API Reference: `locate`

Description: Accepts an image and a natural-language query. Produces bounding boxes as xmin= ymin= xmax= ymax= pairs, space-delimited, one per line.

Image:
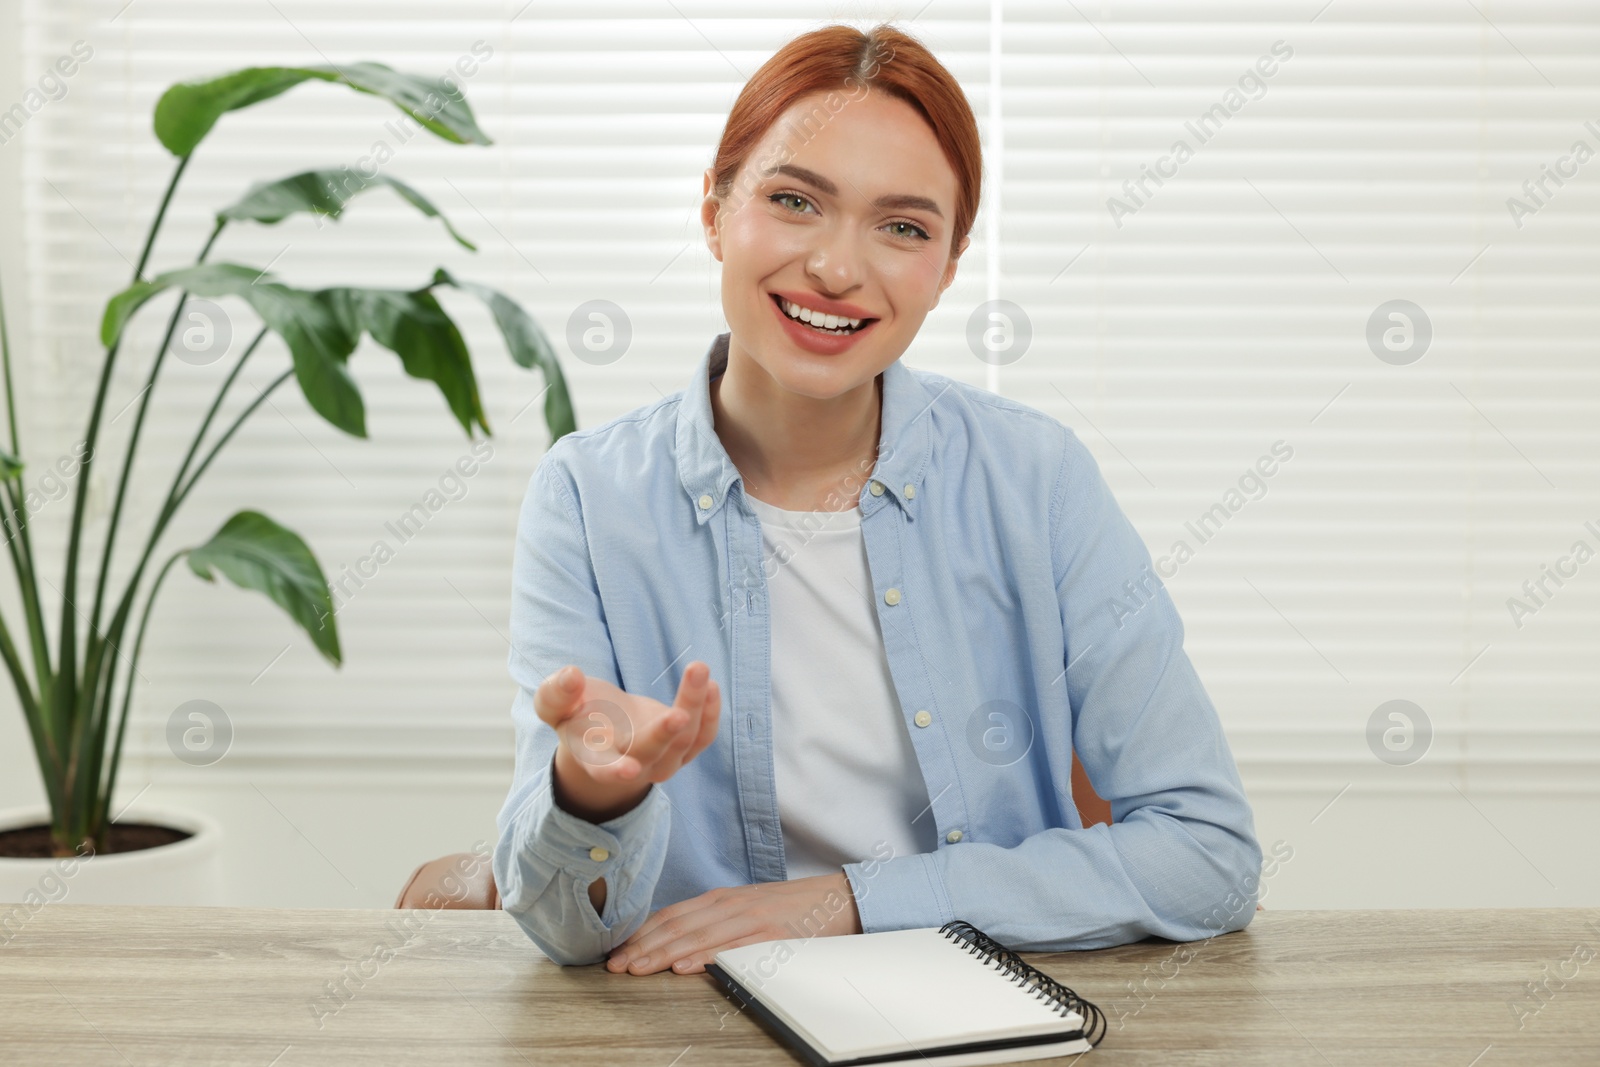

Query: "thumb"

xmin=534 ymin=665 xmax=586 ymax=728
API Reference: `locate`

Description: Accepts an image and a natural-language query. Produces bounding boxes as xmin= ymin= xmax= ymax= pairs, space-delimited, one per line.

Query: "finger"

xmin=682 ymin=680 xmax=722 ymax=764
xmin=619 ymin=700 xmax=694 ymax=774
xmin=648 ymin=730 xmax=697 ymax=784
xmin=617 ymin=899 xmax=733 ymax=969
xmin=612 ymin=663 xmax=710 ymax=781
xmin=659 ymin=663 xmax=712 ymax=757
xmin=654 ymin=689 xmax=706 ymax=773
xmin=673 ymin=661 xmax=709 ymax=712
xmin=666 ymin=931 xmax=775 ymax=975
xmin=607 ymin=891 xmax=724 ymax=968
xmin=533 ymin=665 xmax=584 ymax=728
xmin=627 ymin=916 xmax=756 ymax=976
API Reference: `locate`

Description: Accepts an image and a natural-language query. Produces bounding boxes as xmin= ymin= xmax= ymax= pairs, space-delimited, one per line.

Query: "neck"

xmin=710 ymin=336 xmax=882 ymax=511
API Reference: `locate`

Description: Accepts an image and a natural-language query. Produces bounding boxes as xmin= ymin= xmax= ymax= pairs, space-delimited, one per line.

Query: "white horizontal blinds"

xmin=997 ymin=1 xmax=1600 ymax=791
xmin=23 ymin=1 xmax=1599 ymax=795
xmin=15 ymin=2 xmax=992 ymax=779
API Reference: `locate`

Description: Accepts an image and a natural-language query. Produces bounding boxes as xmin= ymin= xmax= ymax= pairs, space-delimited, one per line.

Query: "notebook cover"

xmin=705 ymin=961 xmax=1088 ymax=1067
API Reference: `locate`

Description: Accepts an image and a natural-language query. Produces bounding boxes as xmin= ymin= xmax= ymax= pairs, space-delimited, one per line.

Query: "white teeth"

xmin=781 ymin=298 xmax=862 ymax=330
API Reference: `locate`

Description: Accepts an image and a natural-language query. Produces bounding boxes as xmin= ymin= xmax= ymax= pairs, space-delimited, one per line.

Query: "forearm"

xmin=844 ymin=800 xmax=1262 ymax=951
xmin=494 ymin=750 xmax=672 ymax=966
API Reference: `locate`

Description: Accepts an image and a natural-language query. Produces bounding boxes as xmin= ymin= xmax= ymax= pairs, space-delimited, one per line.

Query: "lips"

xmin=767 ymin=291 xmax=880 ymax=355
xmin=769 ymin=293 xmax=878 ymax=334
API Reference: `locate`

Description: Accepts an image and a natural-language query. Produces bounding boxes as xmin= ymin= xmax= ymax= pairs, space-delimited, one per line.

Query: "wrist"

xmin=837 ymin=869 xmax=863 ymax=934
xmin=552 ymin=745 xmax=651 ymax=824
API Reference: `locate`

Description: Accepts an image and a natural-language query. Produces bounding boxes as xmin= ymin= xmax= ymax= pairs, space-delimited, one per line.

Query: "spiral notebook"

xmin=705 ymin=920 xmax=1106 ymax=1067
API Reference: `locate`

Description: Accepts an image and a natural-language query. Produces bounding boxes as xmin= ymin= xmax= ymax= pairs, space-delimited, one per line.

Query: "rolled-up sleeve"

xmin=843 ymin=424 xmax=1263 ymax=950
xmin=493 ymin=452 xmax=674 ymax=966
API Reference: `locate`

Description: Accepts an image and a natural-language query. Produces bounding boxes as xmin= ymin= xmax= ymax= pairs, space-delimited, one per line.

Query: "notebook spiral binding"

xmin=938 ymin=920 xmax=1107 ymax=1048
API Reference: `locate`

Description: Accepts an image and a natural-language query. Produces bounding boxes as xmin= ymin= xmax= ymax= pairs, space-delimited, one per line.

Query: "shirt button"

xmin=588 ymin=846 xmax=609 ymax=862
xmin=697 ymin=494 xmax=713 ymax=509
xmin=884 ymin=587 xmax=901 ymax=606
xmin=914 ymin=710 xmax=932 ymax=728
xmin=869 ymin=480 xmax=885 ymax=496
xmin=904 ymin=484 xmax=916 ymax=499
xmin=946 ymin=830 xmax=964 ymax=844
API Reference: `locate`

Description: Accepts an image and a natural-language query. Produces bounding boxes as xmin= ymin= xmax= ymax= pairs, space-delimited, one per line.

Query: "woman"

xmin=493 ymin=22 xmax=1262 ymax=973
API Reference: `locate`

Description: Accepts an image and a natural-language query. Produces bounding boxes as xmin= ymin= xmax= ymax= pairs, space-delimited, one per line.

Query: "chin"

xmin=760 ymin=339 xmax=882 ymax=398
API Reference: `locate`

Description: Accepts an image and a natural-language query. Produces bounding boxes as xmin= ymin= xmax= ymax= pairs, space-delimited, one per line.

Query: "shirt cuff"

xmin=534 ymin=783 xmax=663 ymax=863
xmin=842 ymin=850 xmax=956 ymax=933
xmin=518 ymin=753 xmax=668 ymax=925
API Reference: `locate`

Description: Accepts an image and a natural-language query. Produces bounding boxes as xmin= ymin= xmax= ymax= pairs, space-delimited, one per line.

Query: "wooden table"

xmin=1 ymin=906 xmax=1596 ymax=1065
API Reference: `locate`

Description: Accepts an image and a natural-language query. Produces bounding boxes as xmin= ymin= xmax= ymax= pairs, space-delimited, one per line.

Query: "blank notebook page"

xmin=713 ymin=928 xmax=1085 ymax=1060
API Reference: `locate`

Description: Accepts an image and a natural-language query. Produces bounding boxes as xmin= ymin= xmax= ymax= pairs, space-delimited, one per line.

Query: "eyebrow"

xmin=771 ymin=163 xmax=945 ymax=220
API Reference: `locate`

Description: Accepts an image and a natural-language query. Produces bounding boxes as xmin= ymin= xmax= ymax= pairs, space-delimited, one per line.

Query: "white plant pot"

xmin=0 ymin=803 xmax=223 ymax=908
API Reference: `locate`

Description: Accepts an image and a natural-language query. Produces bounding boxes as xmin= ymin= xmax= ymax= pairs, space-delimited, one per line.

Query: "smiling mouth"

xmin=770 ymin=293 xmax=878 ymax=336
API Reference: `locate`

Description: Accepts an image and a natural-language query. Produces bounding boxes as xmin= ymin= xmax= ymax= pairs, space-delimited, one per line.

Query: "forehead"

xmin=746 ymin=88 xmax=958 ymax=208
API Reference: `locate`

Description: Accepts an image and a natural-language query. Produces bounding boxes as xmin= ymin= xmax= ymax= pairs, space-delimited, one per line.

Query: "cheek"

xmin=873 ymin=248 xmax=946 ymax=306
xmin=724 ymin=207 xmax=806 ymax=265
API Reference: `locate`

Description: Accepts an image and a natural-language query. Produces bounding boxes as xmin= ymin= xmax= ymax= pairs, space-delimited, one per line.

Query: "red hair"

xmin=710 ymin=23 xmax=982 ymax=256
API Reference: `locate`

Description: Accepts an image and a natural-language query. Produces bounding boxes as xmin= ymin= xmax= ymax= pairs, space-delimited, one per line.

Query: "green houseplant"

xmin=0 ymin=63 xmax=575 ymax=860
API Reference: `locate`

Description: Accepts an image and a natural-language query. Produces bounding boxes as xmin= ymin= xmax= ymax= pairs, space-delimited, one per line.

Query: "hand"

xmin=605 ymin=872 xmax=863 ymax=976
xmin=539 ymin=661 xmax=721 ymax=824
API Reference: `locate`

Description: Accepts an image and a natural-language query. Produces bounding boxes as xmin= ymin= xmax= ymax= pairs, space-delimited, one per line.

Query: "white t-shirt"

xmin=745 ymin=493 xmax=937 ymax=880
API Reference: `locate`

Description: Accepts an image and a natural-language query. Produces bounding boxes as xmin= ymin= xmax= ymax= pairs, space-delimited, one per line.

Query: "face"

xmin=700 ymin=86 xmax=970 ymax=400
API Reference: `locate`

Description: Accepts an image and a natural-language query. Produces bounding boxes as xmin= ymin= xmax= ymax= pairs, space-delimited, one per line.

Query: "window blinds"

xmin=12 ymin=0 xmax=1598 ymax=797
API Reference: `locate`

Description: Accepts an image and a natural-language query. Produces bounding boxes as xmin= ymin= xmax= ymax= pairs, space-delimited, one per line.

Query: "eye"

xmin=770 ymin=191 xmax=815 ymax=214
xmin=770 ymin=190 xmax=932 ymax=242
xmin=884 ymin=219 xmax=932 ymax=242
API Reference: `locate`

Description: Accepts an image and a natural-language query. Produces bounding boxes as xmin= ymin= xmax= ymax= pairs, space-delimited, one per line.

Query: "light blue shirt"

xmin=493 ymin=332 xmax=1262 ymax=966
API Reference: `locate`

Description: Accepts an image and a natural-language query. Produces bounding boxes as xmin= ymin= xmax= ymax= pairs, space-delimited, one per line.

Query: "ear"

xmin=931 ymin=233 xmax=970 ymax=309
xmin=701 ymin=167 xmax=724 ymax=263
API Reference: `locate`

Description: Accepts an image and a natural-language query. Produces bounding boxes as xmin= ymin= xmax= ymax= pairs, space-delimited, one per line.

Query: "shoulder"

xmin=522 ymin=390 xmax=684 ymax=521
xmin=901 ymin=364 xmax=1115 ymax=545
xmin=902 ymin=362 xmax=1090 ymax=481
xmin=535 ymin=390 xmax=681 ymax=479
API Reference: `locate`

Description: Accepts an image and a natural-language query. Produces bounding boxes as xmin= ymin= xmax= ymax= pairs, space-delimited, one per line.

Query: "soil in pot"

xmin=0 ymin=823 xmax=192 ymax=858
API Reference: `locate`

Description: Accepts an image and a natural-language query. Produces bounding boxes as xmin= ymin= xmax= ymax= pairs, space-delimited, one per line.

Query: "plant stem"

xmin=134 ymin=156 xmax=191 ymax=282
xmin=172 ymin=369 xmax=294 ymax=520
xmin=70 ymin=594 xmax=139 ymax=846
xmin=77 ymin=327 xmax=265 ymax=844
xmin=0 ymin=607 xmax=60 ymax=819
xmin=55 ymin=152 xmax=191 ymax=843
xmin=0 ymin=485 xmax=53 ymax=757
xmin=74 ymin=324 xmax=263 ymax=812
xmin=0 ymin=257 xmax=19 ymax=457
xmin=0 ymin=270 xmax=53 ymax=729
xmin=4 ymin=483 xmax=53 ymax=712
xmin=169 ymin=326 xmax=266 ymax=500
xmin=76 ymin=365 xmax=292 ymax=848
xmin=72 ymin=323 xmax=266 ymax=840
xmin=88 ymin=219 xmax=225 ymax=642
xmin=96 ymin=548 xmax=185 ymax=832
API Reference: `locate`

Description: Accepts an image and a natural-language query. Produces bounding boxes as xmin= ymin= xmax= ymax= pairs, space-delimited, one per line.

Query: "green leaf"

xmin=101 ymin=263 xmax=366 ymax=437
xmin=217 ymin=170 xmax=475 ymax=250
xmin=317 ymin=287 xmax=487 ymax=436
xmin=0 ymin=448 xmax=21 ymax=478
xmin=431 ymin=269 xmax=577 ymax=441
xmin=187 ymin=510 xmax=341 ymax=666
xmin=101 ymin=280 xmax=166 ymax=347
xmin=154 ymin=62 xmax=492 ymax=158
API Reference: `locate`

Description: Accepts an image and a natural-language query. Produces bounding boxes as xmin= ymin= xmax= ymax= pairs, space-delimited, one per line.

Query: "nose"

xmin=804 ymin=221 xmax=865 ymax=297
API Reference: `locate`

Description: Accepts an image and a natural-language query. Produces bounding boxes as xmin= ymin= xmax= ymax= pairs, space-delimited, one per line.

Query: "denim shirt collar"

xmin=676 ymin=331 xmax=932 ymax=524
